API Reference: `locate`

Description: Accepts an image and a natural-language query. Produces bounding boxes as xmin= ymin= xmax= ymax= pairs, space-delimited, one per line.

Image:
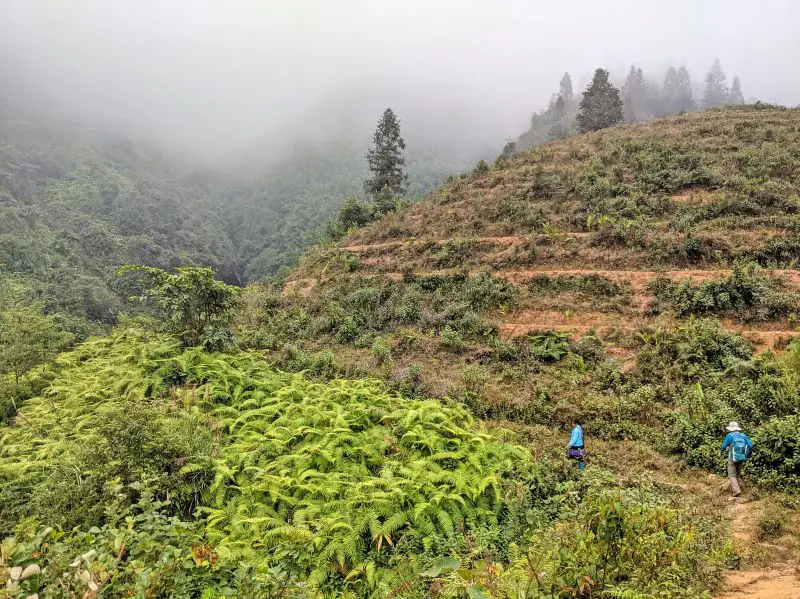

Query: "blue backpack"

xmin=730 ymin=432 xmax=750 ymax=463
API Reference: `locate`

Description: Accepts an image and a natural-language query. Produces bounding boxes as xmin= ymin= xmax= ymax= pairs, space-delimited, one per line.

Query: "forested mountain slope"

xmin=0 ymin=106 xmax=235 ymax=330
xmin=0 ymin=103 xmax=484 ymax=332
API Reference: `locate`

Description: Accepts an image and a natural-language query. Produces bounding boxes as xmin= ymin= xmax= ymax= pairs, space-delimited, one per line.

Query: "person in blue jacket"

xmin=567 ymin=422 xmax=586 ymax=469
xmin=720 ymin=421 xmax=753 ymax=497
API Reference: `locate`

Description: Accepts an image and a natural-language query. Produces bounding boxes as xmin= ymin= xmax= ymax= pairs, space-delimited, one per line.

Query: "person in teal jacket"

xmin=720 ymin=421 xmax=753 ymax=497
xmin=567 ymin=422 xmax=586 ymax=469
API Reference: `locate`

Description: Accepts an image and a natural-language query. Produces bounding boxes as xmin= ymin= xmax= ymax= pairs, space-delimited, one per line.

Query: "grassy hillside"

xmin=241 ymin=105 xmax=800 ymax=484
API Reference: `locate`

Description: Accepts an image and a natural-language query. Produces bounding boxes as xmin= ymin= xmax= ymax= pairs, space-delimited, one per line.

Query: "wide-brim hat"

xmin=726 ymin=421 xmax=742 ymax=432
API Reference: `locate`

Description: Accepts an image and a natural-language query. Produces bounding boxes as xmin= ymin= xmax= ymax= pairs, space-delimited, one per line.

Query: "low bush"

xmin=756 ymin=501 xmax=786 ymax=540
xmin=649 ymin=264 xmax=800 ymax=321
xmin=529 ymin=274 xmax=624 ymax=298
xmin=440 ymin=325 xmax=464 ymax=350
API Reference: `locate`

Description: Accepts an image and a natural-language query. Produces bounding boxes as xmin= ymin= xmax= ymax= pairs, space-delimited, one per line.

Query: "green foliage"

xmin=435 ymin=474 xmax=728 ymax=598
xmin=326 ymin=196 xmax=377 ymax=240
xmin=756 ymin=501 xmax=785 ymax=540
xmin=749 ymin=416 xmax=800 ymax=489
xmin=0 ymin=297 xmax=73 ymax=421
xmin=576 ymin=69 xmax=624 ymax=133
xmin=473 ymin=160 xmax=490 ymax=175
xmin=440 ymin=325 xmax=464 ymax=350
xmin=1 ymin=487 xmax=282 ymax=598
xmin=529 ymin=274 xmax=624 ymax=298
xmin=574 ymin=139 xmax=712 ymax=205
xmin=364 ymin=108 xmax=408 ymax=201
xmin=649 ymin=264 xmax=800 ymax=321
xmin=120 ymin=265 xmax=240 ymax=349
xmin=528 ymin=332 xmax=571 ymax=363
xmin=636 ymin=319 xmax=753 ymax=384
xmin=240 ymin=272 xmax=517 ymax=356
xmin=0 ymin=303 xmax=72 ymax=385
xmin=0 ymin=329 xmax=546 ymax=597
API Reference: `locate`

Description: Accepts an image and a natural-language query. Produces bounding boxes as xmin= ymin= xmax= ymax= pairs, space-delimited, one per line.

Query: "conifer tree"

xmin=660 ymin=66 xmax=696 ymax=116
xmin=674 ymin=66 xmax=696 ymax=112
xmin=559 ymin=72 xmax=574 ymax=104
xmin=729 ymin=76 xmax=745 ymax=104
xmin=703 ymin=59 xmax=729 ymax=108
xmin=547 ymin=95 xmax=570 ymax=140
xmin=622 ymin=66 xmax=652 ymax=123
xmin=576 ymin=68 xmax=624 ymax=133
xmin=364 ymin=108 xmax=407 ymax=208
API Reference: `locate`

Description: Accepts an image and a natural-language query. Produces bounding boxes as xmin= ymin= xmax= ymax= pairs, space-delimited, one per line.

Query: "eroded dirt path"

xmin=715 ymin=495 xmax=799 ymax=598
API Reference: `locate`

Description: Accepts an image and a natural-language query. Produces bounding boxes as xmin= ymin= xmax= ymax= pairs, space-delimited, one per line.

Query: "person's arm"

xmin=743 ymin=433 xmax=753 ymax=450
xmin=720 ymin=433 xmax=731 ymax=455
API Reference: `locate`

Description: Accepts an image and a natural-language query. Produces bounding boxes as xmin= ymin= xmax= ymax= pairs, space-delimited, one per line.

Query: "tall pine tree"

xmin=703 ymin=59 xmax=729 ymax=108
xmin=674 ymin=66 xmax=696 ymax=112
xmin=622 ymin=66 xmax=652 ymax=123
xmin=547 ymin=95 xmax=570 ymax=140
xmin=559 ymin=72 xmax=574 ymax=104
xmin=660 ymin=66 xmax=696 ymax=116
xmin=364 ymin=108 xmax=407 ymax=211
xmin=576 ymin=68 xmax=623 ymax=133
xmin=729 ymin=76 xmax=744 ymax=104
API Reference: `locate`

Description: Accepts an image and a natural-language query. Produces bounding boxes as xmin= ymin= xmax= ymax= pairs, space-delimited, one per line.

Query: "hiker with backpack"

xmin=720 ymin=421 xmax=753 ymax=497
xmin=567 ymin=422 xmax=587 ymax=470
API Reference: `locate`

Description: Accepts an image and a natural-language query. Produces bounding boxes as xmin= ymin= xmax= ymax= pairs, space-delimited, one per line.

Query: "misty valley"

xmin=2 ymin=3 xmax=800 ymax=598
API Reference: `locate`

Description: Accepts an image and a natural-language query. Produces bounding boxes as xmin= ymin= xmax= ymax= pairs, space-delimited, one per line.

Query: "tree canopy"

xmin=364 ymin=108 xmax=408 ymax=209
xmin=576 ymin=68 xmax=624 ymax=133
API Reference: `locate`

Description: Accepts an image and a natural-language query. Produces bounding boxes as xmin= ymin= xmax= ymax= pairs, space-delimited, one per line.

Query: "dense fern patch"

xmin=0 ymin=328 xmax=545 ymax=595
xmin=0 ymin=328 xmax=734 ymax=597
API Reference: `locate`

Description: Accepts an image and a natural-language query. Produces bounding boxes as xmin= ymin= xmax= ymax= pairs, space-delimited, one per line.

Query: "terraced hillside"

xmin=239 ymin=104 xmax=800 ymax=452
xmin=245 ymin=105 xmax=800 ymax=595
xmin=290 ymin=106 xmax=800 ymax=350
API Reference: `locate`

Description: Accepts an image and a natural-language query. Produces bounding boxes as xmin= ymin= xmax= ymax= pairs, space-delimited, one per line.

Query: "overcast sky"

xmin=1 ymin=0 xmax=798 ymax=158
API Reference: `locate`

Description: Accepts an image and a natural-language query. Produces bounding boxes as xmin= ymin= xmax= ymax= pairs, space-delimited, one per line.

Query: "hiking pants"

xmin=727 ymin=460 xmax=743 ymax=495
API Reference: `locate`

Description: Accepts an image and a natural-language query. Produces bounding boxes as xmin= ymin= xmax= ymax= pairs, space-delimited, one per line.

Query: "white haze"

xmin=1 ymin=0 xmax=799 ymax=161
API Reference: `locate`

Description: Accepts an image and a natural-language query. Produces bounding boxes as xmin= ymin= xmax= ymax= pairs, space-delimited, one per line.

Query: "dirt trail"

xmin=711 ymin=485 xmax=800 ymax=598
xmin=654 ymin=472 xmax=799 ymax=598
xmin=715 ymin=497 xmax=800 ymax=598
xmin=341 ymin=233 xmax=591 ymax=253
xmin=717 ymin=570 xmax=800 ymax=599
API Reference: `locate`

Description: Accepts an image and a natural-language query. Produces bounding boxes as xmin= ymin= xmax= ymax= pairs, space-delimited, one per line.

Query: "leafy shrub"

xmin=636 ymin=319 xmax=753 ymax=384
xmin=436 ymin=475 xmax=729 ymax=599
xmin=748 ymin=236 xmax=800 ymax=267
xmin=432 ymin=237 xmax=475 ymax=267
xmin=473 ymin=159 xmax=490 ymax=175
xmin=119 ymin=265 xmax=240 ymax=349
xmin=590 ymin=215 xmax=652 ymax=248
xmin=0 ymin=331 xmax=214 ymax=534
xmin=529 ymin=332 xmax=571 ymax=363
xmin=573 ymin=139 xmax=714 ymax=201
xmin=440 ymin=325 xmax=464 ymax=350
xmin=749 ymin=415 xmax=800 ymax=489
xmin=370 ymin=336 xmax=392 ymax=363
xmin=529 ymin=274 xmax=624 ymax=298
xmin=1 ymin=488 xmax=281 ymax=598
xmin=649 ymin=264 xmax=799 ymax=321
xmin=756 ymin=502 xmax=785 ymax=540
xmin=0 ymin=332 xmax=547 ymax=596
xmin=342 ymin=252 xmax=360 ymax=272
xmin=326 ymin=197 xmax=376 ymax=240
